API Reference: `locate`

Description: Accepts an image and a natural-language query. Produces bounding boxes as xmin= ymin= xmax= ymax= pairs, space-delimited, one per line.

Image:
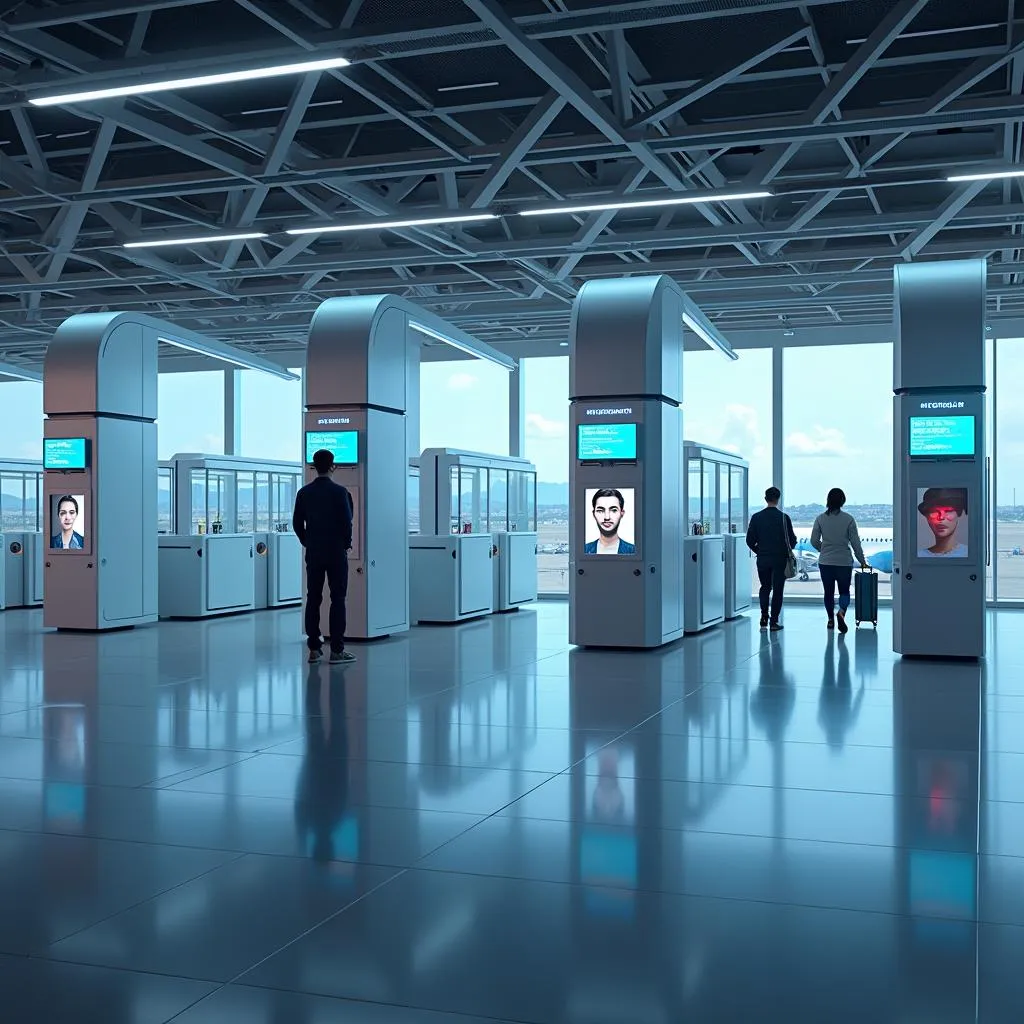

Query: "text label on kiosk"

xmin=317 ymin=416 xmax=351 ymax=425
xmin=586 ymin=407 xmax=633 ymax=417
xmin=919 ymin=401 xmax=966 ymax=410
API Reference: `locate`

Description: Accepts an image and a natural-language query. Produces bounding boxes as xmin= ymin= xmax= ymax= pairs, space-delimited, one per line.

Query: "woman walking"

xmin=810 ymin=488 xmax=869 ymax=634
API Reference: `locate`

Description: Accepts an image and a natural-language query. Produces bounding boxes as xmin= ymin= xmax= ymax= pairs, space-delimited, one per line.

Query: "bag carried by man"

xmin=782 ymin=513 xmax=797 ymax=580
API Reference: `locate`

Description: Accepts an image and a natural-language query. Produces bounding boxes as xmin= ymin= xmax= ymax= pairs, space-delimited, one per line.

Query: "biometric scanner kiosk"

xmin=0 ymin=459 xmax=44 ymax=610
xmin=683 ymin=442 xmax=750 ymax=630
xmin=157 ymin=454 xmax=302 ymax=617
xmin=569 ymin=276 xmax=685 ymax=649
xmin=303 ymin=295 xmax=512 ymax=641
xmin=893 ymin=260 xmax=986 ymax=658
xmin=42 ymin=312 xmax=160 ymax=631
xmin=411 ymin=448 xmax=538 ymax=624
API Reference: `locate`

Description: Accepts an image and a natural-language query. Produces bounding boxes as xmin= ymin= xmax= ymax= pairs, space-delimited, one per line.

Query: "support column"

xmin=892 ymin=259 xmax=986 ymax=658
xmin=772 ymin=343 xmax=784 ymax=501
xmin=223 ymin=369 xmax=241 ymax=456
xmin=569 ymin=275 xmax=684 ymax=649
xmin=509 ymin=362 xmax=525 ymax=457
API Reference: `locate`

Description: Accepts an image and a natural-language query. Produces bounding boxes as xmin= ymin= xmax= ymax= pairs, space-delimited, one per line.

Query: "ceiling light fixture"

xmin=437 ymin=81 xmax=500 ymax=93
xmin=157 ymin=335 xmax=298 ymax=382
xmin=124 ymin=232 xmax=267 ymax=249
xmin=682 ymin=301 xmax=738 ymax=362
xmin=0 ymin=360 xmax=42 ymax=383
xmin=408 ymin=321 xmax=514 ymax=371
xmin=947 ymin=169 xmax=1024 ymax=182
xmin=286 ymin=214 xmax=497 ymax=236
xmin=28 ymin=56 xmax=350 ymax=107
xmin=518 ymin=191 xmax=772 ymax=217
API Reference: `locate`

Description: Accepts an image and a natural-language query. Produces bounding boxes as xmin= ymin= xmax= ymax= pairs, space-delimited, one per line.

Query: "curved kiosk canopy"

xmin=893 ymin=259 xmax=986 ymax=658
xmin=43 ymin=312 xmax=160 ymax=630
xmin=569 ymin=276 xmax=685 ymax=649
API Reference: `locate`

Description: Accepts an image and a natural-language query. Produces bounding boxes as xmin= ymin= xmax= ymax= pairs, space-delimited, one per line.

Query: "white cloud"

xmin=786 ymin=425 xmax=856 ymax=458
xmin=447 ymin=372 xmax=477 ymax=392
xmin=525 ymin=412 xmax=567 ymax=440
xmin=19 ymin=440 xmax=41 ymax=459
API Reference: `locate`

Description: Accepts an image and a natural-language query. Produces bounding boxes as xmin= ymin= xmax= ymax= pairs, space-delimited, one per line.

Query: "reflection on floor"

xmin=0 ymin=602 xmax=1021 ymax=1022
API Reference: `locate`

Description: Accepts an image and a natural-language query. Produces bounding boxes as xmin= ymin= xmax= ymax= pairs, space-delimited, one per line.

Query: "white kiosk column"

xmin=569 ymin=276 xmax=684 ymax=649
xmin=303 ymin=296 xmax=412 ymax=641
xmin=42 ymin=313 xmax=159 ymax=631
xmin=892 ymin=260 xmax=987 ymax=658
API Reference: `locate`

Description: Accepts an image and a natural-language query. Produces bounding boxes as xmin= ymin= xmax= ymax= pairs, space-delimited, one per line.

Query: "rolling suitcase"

xmin=854 ymin=568 xmax=878 ymax=628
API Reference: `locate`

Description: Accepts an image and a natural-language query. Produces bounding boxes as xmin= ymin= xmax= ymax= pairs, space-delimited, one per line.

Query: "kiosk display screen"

xmin=583 ymin=487 xmax=638 ymax=556
xmin=305 ymin=430 xmax=358 ymax=465
xmin=577 ymin=423 xmax=637 ymax=462
xmin=43 ymin=438 xmax=88 ymax=470
xmin=917 ymin=487 xmax=969 ymax=559
xmin=909 ymin=416 xmax=975 ymax=458
xmin=49 ymin=493 xmax=87 ymax=551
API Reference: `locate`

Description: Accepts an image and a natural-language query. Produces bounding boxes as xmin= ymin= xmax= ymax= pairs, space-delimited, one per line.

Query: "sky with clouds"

xmin=4 ymin=338 xmax=1023 ymax=508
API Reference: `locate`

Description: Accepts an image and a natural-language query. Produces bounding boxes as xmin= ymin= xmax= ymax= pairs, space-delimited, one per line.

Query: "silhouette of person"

xmin=294 ymin=667 xmax=350 ymax=862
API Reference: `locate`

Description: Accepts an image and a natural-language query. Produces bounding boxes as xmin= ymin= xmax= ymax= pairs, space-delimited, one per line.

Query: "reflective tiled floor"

xmin=1 ymin=602 xmax=1022 ymax=1021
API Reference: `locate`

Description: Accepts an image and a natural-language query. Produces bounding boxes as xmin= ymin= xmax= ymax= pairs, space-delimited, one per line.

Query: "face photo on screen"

xmin=917 ymin=487 xmax=969 ymax=558
xmin=584 ymin=487 xmax=637 ymax=555
xmin=50 ymin=494 xmax=86 ymax=551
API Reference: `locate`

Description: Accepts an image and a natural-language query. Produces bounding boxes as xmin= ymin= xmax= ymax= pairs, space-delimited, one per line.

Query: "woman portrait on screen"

xmin=51 ymin=495 xmax=84 ymax=550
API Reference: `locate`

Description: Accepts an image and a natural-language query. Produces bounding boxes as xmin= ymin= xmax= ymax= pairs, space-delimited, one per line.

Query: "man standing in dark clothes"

xmin=293 ymin=448 xmax=357 ymax=665
xmin=746 ymin=486 xmax=797 ymax=632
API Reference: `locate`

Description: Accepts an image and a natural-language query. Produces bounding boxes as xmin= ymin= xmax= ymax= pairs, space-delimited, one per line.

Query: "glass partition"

xmin=729 ymin=466 xmax=746 ymax=534
xmin=450 ymin=465 xmax=488 ymax=533
xmin=489 ymin=469 xmax=508 ymax=533
xmin=254 ymin=473 xmax=271 ymax=533
xmin=157 ymin=467 xmax=173 ymax=534
xmin=189 ymin=469 xmax=207 ymax=534
xmin=235 ymin=471 xmax=255 ymax=532
xmin=0 ymin=470 xmax=42 ymax=531
xmin=408 ymin=468 xmax=420 ymax=535
xmin=270 ymin=472 xmax=296 ymax=532
xmin=508 ymin=469 xmax=536 ymax=532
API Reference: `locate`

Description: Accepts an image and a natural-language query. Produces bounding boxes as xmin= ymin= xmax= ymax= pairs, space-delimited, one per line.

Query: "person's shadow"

xmin=294 ymin=666 xmax=350 ymax=862
xmin=748 ymin=634 xmax=796 ymax=744
xmin=818 ymin=634 xmax=865 ymax=749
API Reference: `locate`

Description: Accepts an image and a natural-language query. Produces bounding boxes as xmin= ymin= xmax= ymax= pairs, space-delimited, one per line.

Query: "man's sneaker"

xmin=759 ymin=617 xmax=768 ymax=631
xmin=329 ymin=649 xmax=357 ymax=665
xmin=307 ymin=648 xmax=322 ymax=664
xmin=827 ymin=618 xmax=835 ymax=630
xmin=770 ymin=622 xmax=784 ymax=632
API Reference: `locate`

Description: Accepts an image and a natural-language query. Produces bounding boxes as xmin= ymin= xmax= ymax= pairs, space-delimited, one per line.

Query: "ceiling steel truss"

xmin=0 ymin=0 xmax=1020 ymax=370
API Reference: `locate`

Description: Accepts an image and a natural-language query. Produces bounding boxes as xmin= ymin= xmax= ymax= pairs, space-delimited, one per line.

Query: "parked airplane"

xmin=792 ymin=527 xmax=894 ymax=580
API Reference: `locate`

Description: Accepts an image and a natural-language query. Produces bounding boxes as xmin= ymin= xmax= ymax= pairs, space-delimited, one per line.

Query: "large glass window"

xmin=783 ymin=343 xmax=893 ymax=599
xmin=420 ymin=360 xmax=510 ymax=455
xmin=683 ymin=348 xmax=773 ymax=509
xmin=158 ymin=371 xmax=224 ymax=459
xmin=240 ymin=368 xmax=303 ymax=463
xmin=523 ymin=357 xmax=569 ymax=594
xmin=995 ymin=338 xmax=1024 ymax=600
xmin=0 ymin=381 xmax=43 ymax=460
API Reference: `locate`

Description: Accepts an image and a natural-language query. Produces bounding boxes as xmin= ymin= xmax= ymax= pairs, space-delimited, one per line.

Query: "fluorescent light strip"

xmin=286 ymin=214 xmax=496 ymax=236
xmin=124 ymin=232 xmax=267 ymax=249
xmin=947 ymin=169 xmax=1024 ymax=182
xmin=157 ymin=336 xmax=297 ymax=381
xmin=682 ymin=312 xmax=738 ymax=362
xmin=28 ymin=56 xmax=350 ymax=107
xmin=518 ymin=191 xmax=771 ymax=216
xmin=437 ymin=81 xmax=499 ymax=93
xmin=408 ymin=321 xmax=513 ymax=371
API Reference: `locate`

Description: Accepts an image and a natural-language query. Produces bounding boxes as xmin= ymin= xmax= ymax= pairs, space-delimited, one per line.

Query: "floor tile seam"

xmin=43 ymin=851 xmax=249 ymax=950
xmin=4 ymin=947 xmax=225 ymax=989
xmin=217 ymin=866 xmax=411 ymax=992
xmin=486 ymin=814 xmax=985 ymax=854
xmin=165 ymin=980 xmax=532 ymax=1024
xmin=137 ymin=752 xmax=263 ymax=790
xmin=0 ymin=818 xmax=455 ymax=868
xmin=402 ymin=861 xmax=1007 ymax=926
